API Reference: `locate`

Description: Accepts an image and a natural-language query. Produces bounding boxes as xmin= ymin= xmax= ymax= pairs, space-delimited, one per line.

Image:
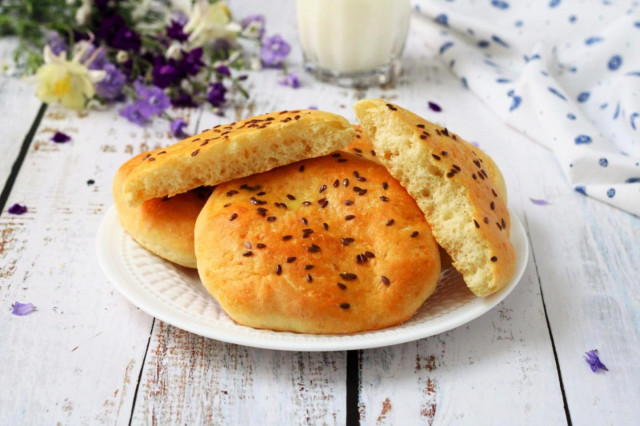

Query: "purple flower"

xmin=428 ymin=101 xmax=442 ymax=112
xmin=166 ymin=20 xmax=189 ymax=42
xmin=112 ymin=26 xmax=142 ymax=52
xmin=308 ymin=105 xmax=318 ymax=110
xmin=12 ymin=302 xmax=36 ymax=316
xmin=170 ymin=119 xmax=189 ymax=138
xmin=46 ymin=31 xmax=67 ymax=55
xmin=171 ymin=93 xmax=197 ymax=108
xmin=95 ymin=63 xmax=126 ymax=100
xmin=152 ymin=57 xmax=180 ymax=88
xmin=279 ymin=72 xmax=300 ymax=89
xmin=136 ymin=83 xmax=171 ymax=116
xmin=119 ymin=103 xmax=152 ymax=125
xmin=179 ymin=48 xmax=204 ymax=76
xmin=584 ymin=350 xmax=608 ymax=372
xmin=8 ymin=203 xmax=27 ymax=215
xmin=207 ymin=82 xmax=227 ymax=107
xmin=260 ymin=34 xmax=290 ymax=68
xmin=241 ymin=15 xmax=266 ymax=39
xmin=530 ymin=198 xmax=550 ymax=206
xmin=85 ymin=44 xmax=108 ymax=70
xmin=51 ymin=131 xmax=71 ymax=143
xmin=215 ymin=65 xmax=231 ymax=77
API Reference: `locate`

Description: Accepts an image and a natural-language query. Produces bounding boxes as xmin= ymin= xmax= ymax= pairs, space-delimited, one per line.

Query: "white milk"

xmin=296 ymin=0 xmax=410 ymax=74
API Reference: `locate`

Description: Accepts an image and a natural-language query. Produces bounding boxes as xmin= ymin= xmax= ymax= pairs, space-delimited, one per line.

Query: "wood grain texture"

xmin=0 ymin=38 xmax=43 ymax=187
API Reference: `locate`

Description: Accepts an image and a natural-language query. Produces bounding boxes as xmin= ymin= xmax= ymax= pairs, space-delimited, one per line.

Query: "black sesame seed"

xmin=435 ymin=129 xmax=441 ymax=136
xmin=226 ymin=190 xmax=238 ymax=196
xmin=411 ymin=231 xmax=419 ymax=238
xmin=340 ymin=273 xmax=357 ymax=281
xmin=287 ymin=257 xmax=296 ymax=263
xmin=267 ymin=216 xmax=277 ymax=222
xmin=492 ymin=189 xmax=498 ymax=197
xmin=446 ymin=172 xmax=455 ymax=178
xmin=333 ymin=179 xmax=340 ymax=188
xmin=474 ymin=219 xmax=480 ymax=228
xmin=382 ymin=182 xmax=389 ymax=190
xmin=299 ymin=165 xmax=305 ymax=172
xmin=432 ymin=154 xmax=441 ymax=161
xmin=256 ymin=243 xmax=266 ymax=249
xmin=474 ymin=159 xmax=482 ymax=168
xmin=490 ymin=201 xmax=495 ymax=210
xmin=343 ymin=178 xmax=350 ymax=187
xmin=319 ymin=199 xmax=329 ymax=208
xmin=380 ymin=196 xmax=389 ymax=202
xmin=420 ymin=135 xmax=427 ymax=140
xmin=441 ymin=151 xmax=448 ymax=156
xmin=356 ymin=254 xmax=366 ymax=264
xmin=244 ymin=241 xmax=252 ymax=249
xmin=365 ymin=251 xmax=375 ymax=258
xmin=306 ymin=274 xmax=313 ymax=283
xmin=371 ymin=150 xmax=376 ymax=156
xmin=303 ymin=201 xmax=312 ymax=206
xmin=256 ymin=207 xmax=267 ymax=216
xmin=323 ymin=222 xmax=329 ymax=230
xmin=242 ymin=251 xmax=253 ymax=257
xmin=344 ymin=200 xmax=354 ymax=206
xmin=478 ymin=173 xmax=485 ymax=180
xmin=305 ymin=264 xmax=314 ymax=270
xmin=357 ymin=176 xmax=367 ymax=182
xmin=302 ymin=229 xmax=314 ymax=238
xmin=87 ymin=179 xmax=95 ymax=185
xmin=257 ymin=191 xmax=266 ymax=196
xmin=381 ymin=276 xmax=391 ymax=285
xmin=386 ymin=219 xmax=395 ymax=226
xmin=497 ymin=222 xmax=503 ymax=230
xmin=319 ymin=184 xmax=327 ymax=193
xmin=341 ymin=238 xmax=355 ymax=246
xmin=338 ymin=158 xmax=348 ymax=162
xmin=472 ymin=174 xmax=477 ymax=180
xmin=229 ymin=213 xmax=238 ymax=221
xmin=223 ymin=203 xmax=231 ymax=208
xmin=301 ymin=217 xmax=308 ymax=225
xmin=340 ymin=303 xmax=351 ymax=309
xmin=386 ymin=103 xmax=397 ymax=111
xmin=337 ymin=283 xmax=347 ymax=290
xmin=358 ymin=189 xmax=367 ymax=196
xmin=353 ymin=171 xmax=360 ymax=178
xmin=491 ymin=256 xmax=498 ymax=262
xmin=332 ymin=153 xmax=341 ymax=158
xmin=308 ymin=244 xmax=320 ymax=253
xmin=287 ymin=194 xmax=296 ymax=200
xmin=345 ymin=215 xmax=356 ymax=221
xmin=283 ymin=235 xmax=293 ymax=241
xmin=452 ymin=164 xmax=461 ymax=171
xmin=481 ymin=169 xmax=488 ymax=178
xmin=484 ymin=217 xmax=490 ymax=224
xmin=417 ymin=123 xmax=426 ymax=128
xmin=275 ymin=264 xmax=282 ymax=275
xmin=442 ymin=128 xmax=449 ymax=136
xmin=501 ymin=218 xmax=506 ymax=229
xmin=353 ymin=148 xmax=362 ymax=154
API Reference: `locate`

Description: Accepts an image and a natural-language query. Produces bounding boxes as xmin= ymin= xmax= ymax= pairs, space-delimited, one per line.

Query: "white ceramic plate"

xmin=96 ymin=206 xmax=529 ymax=351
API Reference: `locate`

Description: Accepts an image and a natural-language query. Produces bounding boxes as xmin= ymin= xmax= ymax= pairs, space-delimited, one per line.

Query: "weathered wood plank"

xmin=0 ymin=38 xmax=44 ymax=189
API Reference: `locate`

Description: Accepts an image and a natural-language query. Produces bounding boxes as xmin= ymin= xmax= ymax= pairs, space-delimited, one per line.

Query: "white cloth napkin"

xmin=413 ymin=0 xmax=640 ymax=216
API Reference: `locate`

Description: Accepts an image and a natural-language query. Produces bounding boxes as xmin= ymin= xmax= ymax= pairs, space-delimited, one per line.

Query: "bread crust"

xmin=354 ymin=99 xmax=516 ymax=296
xmin=194 ymin=153 xmax=441 ymax=334
xmin=122 ymin=110 xmax=355 ymax=207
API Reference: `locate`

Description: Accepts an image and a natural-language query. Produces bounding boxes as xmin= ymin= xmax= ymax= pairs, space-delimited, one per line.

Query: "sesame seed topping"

xmin=333 ymin=179 xmax=339 ymax=188
xmin=256 ymin=243 xmax=266 ymax=249
xmin=452 ymin=164 xmax=461 ymax=171
xmin=282 ymin=235 xmax=292 ymax=241
xmin=474 ymin=159 xmax=482 ymax=168
xmin=299 ymin=165 xmax=305 ymax=172
xmin=441 ymin=151 xmax=448 ymax=156
xmin=275 ymin=264 xmax=282 ymax=275
xmin=345 ymin=215 xmax=356 ymax=221
xmin=308 ymin=244 xmax=320 ymax=253
xmin=371 ymin=150 xmax=376 ymax=156
xmin=257 ymin=191 xmax=266 ymax=196
xmin=323 ymin=222 xmax=329 ymax=230
xmin=305 ymin=264 xmax=314 ymax=270
xmin=338 ymin=158 xmax=348 ymax=162
xmin=229 ymin=213 xmax=238 ymax=221
xmin=501 ymin=218 xmax=506 ymax=228
xmin=491 ymin=256 xmax=498 ymax=262
xmin=226 ymin=190 xmax=238 ymax=196
xmin=303 ymin=201 xmax=311 ymax=206
xmin=386 ymin=219 xmax=395 ymax=226
xmin=341 ymin=238 xmax=355 ymax=246
xmin=353 ymin=148 xmax=362 ymax=154
xmin=306 ymin=274 xmax=313 ymax=283
xmin=147 ymin=157 xmax=156 ymax=162
xmin=319 ymin=199 xmax=329 ymax=208
xmin=446 ymin=172 xmax=455 ymax=178
xmin=223 ymin=203 xmax=231 ymax=208
xmin=492 ymin=189 xmax=498 ymax=197
xmin=411 ymin=231 xmax=419 ymax=238
xmin=302 ymin=229 xmax=314 ymax=238
xmin=287 ymin=194 xmax=296 ymax=200
xmin=256 ymin=207 xmax=267 ymax=216
xmin=356 ymin=254 xmax=367 ymax=264
xmin=497 ymin=222 xmax=503 ymax=230
xmin=319 ymin=184 xmax=327 ymax=193
xmin=381 ymin=276 xmax=391 ymax=285
xmin=301 ymin=217 xmax=308 ymax=225
xmin=432 ymin=154 xmax=441 ymax=161
xmin=380 ymin=196 xmax=389 ymax=202
xmin=358 ymin=189 xmax=367 ymax=196
xmin=340 ymin=303 xmax=350 ymax=309
xmin=191 ymin=149 xmax=200 ymax=156
xmin=337 ymin=283 xmax=347 ymax=290
xmin=472 ymin=174 xmax=477 ymax=180
xmin=242 ymin=251 xmax=253 ymax=257
xmin=287 ymin=257 xmax=296 ymax=263
xmin=474 ymin=219 xmax=480 ymax=228
xmin=340 ymin=273 xmax=357 ymax=281
xmin=386 ymin=103 xmax=397 ymax=111
xmin=420 ymin=135 xmax=427 ymax=140
xmin=417 ymin=124 xmax=425 ymax=128
xmin=267 ymin=216 xmax=277 ymax=222
xmin=344 ymin=200 xmax=354 ymax=206
xmin=490 ymin=201 xmax=495 ymax=210
xmin=332 ymin=153 xmax=341 ymax=158
xmin=343 ymin=178 xmax=349 ymax=187
xmin=365 ymin=251 xmax=375 ymax=258
xmin=484 ymin=217 xmax=490 ymax=224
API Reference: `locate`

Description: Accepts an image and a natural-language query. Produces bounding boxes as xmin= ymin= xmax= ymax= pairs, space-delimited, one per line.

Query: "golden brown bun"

xmin=113 ymin=152 xmax=212 ymax=268
xmin=194 ymin=153 xmax=441 ymax=334
xmin=354 ymin=99 xmax=515 ymax=296
xmin=123 ymin=110 xmax=354 ymax=207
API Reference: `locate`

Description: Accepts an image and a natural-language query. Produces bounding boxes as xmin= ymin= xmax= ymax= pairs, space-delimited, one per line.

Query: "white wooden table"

xmin=1 ymin=1 xmax=639 ymax=424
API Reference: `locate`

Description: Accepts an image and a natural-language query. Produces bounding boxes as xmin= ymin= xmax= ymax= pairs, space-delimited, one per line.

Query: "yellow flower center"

xmin=52 ymin=75 xmax=72 ymax=96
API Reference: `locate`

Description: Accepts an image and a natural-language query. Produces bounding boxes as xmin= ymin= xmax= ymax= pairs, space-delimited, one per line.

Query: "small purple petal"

xmin=51 ymin=132 xmax=71 ymax=143
xmin=260 ymin=34 xmax=290 ymax=67
xmin=428 ymin=101 xmax=442 ymax=112
xmin=11 ymin=302 xmax=36 ymax=316
xmin=470 ymin=141 xmax=480 ymax=147
xmin=170 ymin=119 xmax=189 ymax=138
xmin=279 ymin=72 xmax=300 ymax=89
xmin=215 ymin=65 xmax=231 ymax=77
xmin=308 ymin=105 xmax=318 ymax=110
xmin=8 ymin=203 xmax=27 ymax=215
xmin=529 ymin=198 xmax=550 ymax=205
xmin=584 ymin=349 xmax=608 ymax=372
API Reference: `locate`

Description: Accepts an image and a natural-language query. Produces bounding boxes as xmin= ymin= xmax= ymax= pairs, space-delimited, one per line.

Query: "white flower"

xmin=166 ymin=42 xmax=183 ymax=60
xmin=184 ymin=0 xmax=241 ymax=47
xmin=75 ymin=0 xmax=92 ymax=25
xmin=116 ymin=50 xmax=129 ymax=63
xmin=35 ymin=45 xmax=105 ymax=110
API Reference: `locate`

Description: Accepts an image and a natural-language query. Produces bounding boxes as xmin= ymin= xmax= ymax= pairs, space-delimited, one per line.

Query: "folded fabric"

xmin=413 ymin=0 xmax=640 ymax=216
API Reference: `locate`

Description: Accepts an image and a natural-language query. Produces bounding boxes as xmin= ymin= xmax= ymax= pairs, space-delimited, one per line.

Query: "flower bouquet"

xmin=0 ymin=0 xmax=296 ymax=136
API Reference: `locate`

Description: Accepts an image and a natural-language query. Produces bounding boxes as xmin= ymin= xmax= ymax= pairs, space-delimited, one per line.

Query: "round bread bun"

xmin=194 ymin=152 xmax=441 ymax=334
xmin=122 ymin=109 xmax=355 ymax=207
xmin=113 ymin=152 xmax=212 ymax=268
xmin=354 ymin=99 xmax=516 ymax=296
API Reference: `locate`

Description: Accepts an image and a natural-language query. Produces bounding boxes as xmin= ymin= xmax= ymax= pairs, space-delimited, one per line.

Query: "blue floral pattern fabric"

xmin=413 ymin=0 xmax=640 ymax=215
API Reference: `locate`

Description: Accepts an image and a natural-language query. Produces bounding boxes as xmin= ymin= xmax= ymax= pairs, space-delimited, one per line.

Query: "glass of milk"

xmin=296 ymin=0 xmax=410 ymax=87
